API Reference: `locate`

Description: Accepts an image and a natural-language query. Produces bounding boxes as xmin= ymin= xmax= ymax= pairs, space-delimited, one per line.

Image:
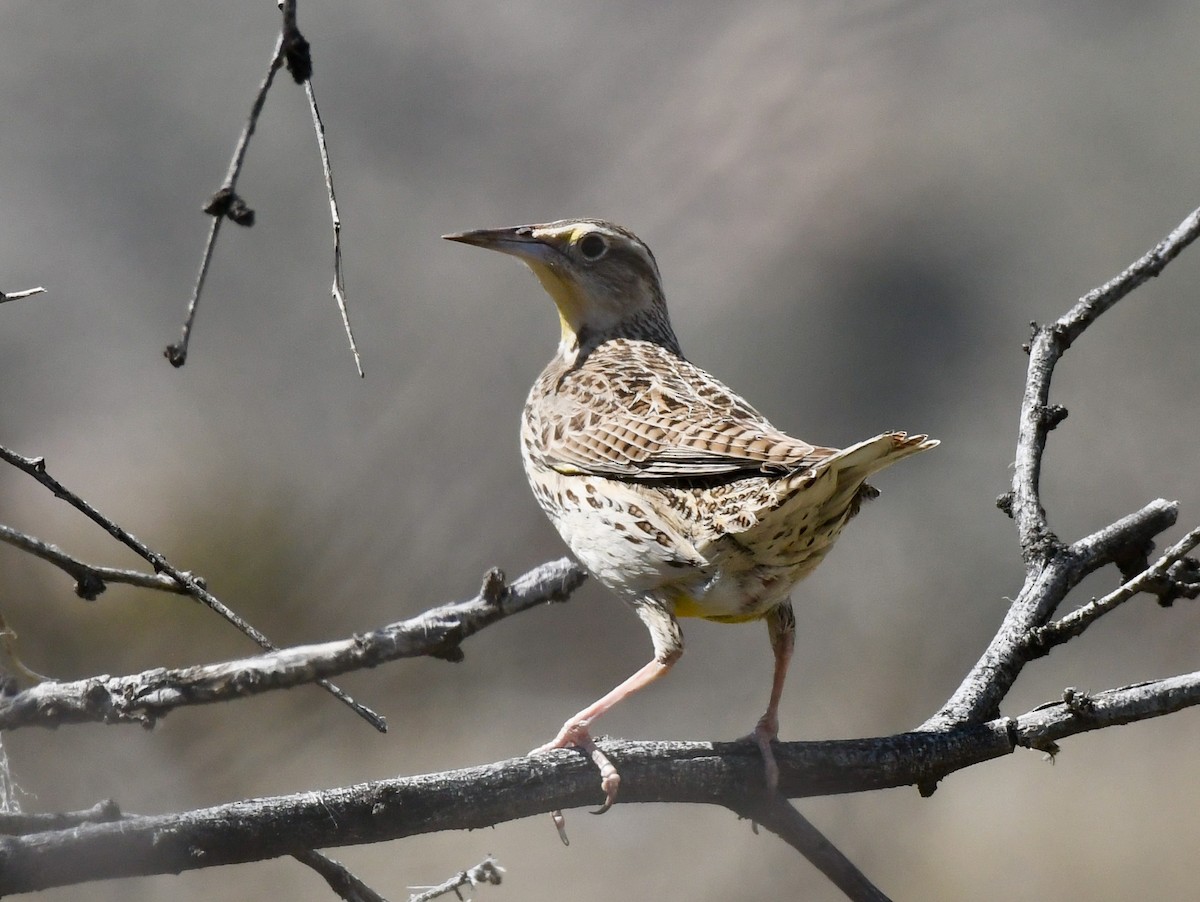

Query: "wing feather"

xmin=525 ymin=340 xmax=834 ymax=482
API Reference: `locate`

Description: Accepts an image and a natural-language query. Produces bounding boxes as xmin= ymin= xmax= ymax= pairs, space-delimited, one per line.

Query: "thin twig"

xmin=1028 ymin=526 xmax=1200 ymax=653
xmin=165 ymin=32 xmax=286 ymax=367
xmin=0 ymin=611 xmax=51 ymax=684
xmin=294 ymin=850 xmax=388 ymax=902
xmin=0 ymin=558 xmax=586 ymax=730
xmin=0 ymin=443 xmax=386 ymax=732
xmin=305 ymin=75 xmax=363 ymax=377
xmin=408 ymin=857 xmax=503 ymax=902
xmin=1056 ymin=206 xmax=1200 ymax=343
xmin=285 ymin=0 xmax=365 ymax=377
xmin=0 ymin=287 xmax=46 ymax=305
xmin=0 ymin=735 xmax=17 ymax=816
xmin=166 ymin=3 xmax=349 ymax=372
xmin=0 ymin=800 xmax=121 ymax=837
xmin=1014 ymin=672 xmax=1200 ymax=753
xmin=0 ymin=524 xmax=186 ymax=599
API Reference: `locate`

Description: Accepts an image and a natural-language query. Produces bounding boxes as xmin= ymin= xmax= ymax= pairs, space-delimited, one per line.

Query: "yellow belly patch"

xmin=672 ymin=592 xmax=764 ymax=624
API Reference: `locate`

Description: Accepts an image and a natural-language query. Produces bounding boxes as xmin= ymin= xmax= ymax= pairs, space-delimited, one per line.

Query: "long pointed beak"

xmin=443 ymin=226 xmax=555 ymax=262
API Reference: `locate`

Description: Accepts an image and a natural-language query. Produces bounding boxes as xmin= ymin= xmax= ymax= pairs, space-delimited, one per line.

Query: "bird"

xmin=444 ymin=218 xmax=937 ymax=811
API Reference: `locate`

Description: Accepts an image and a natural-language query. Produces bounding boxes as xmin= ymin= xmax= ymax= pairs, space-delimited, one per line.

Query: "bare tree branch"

xmin=0 ymin=524 xmax=185 ymax=599
xmin=305 ymin=77 xmax=363 ymax=378
xmin=0 ymin=443 xmax=386 ymax=731
xmin=165 ymin=2 xmax=361 ymax=376
xmin=407 ymin=857 xmax=503 ymax=902
xmin=3 ymin=673 xmax=1195 ymax=896
xmin=165 ymin=30 xmax=285 ymax=368
xmin=0 ymin=559 xmax=586 ymax=730
xmin=922 ymin=204 xmax=1200 ymax=733
xmin=294 ymin=849 xmax=388 ymax=902
xmin=1013 ymin=673 xmax=1200 ymax=755
xmin=1026 ymin=525 xmax=1200 ymax=655
xmin=1006 ymin=205 xmax=1200 ymax=565
xmin=922 ymin=499 xmax=1180 ymax=730
xmin=728 ymin=797 xmax=891 ymax=902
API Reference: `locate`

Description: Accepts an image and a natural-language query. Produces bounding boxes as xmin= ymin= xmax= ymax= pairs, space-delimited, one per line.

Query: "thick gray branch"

xmin=3 ymin=673 xmax=1193 ymax=896
xmin=0 ymin=559 xmax=586 ymax=730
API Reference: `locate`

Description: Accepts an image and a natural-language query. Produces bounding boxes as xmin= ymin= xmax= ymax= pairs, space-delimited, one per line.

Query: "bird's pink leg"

xmin=535 ymin=657 xmax=676 ymax=813
xmin=750 ymin=602 xmax=795 ymax=793
xmin=536 ymin=602 xmax=683 ymax=820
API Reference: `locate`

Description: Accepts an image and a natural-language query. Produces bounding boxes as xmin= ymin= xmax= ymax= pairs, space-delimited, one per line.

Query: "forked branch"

xmin=0 ymin=443 xmax=386 ymax=732
xmin=924 ymin=204 xmax=1200 ymax=732
xmin=0 ymin=559 xmax=586 ymax=730
xmin=165 ymin=0 xmax=360 ymax=373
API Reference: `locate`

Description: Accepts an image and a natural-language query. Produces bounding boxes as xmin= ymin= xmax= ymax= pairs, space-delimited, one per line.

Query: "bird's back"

xmin=522 ymin=338 xmax=832 ymax=481
xmin=521 ymin=337 xmax=937 ymax=620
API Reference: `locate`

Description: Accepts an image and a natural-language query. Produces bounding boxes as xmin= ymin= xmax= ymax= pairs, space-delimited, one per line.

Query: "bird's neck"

xmin=524 ymin=260 xmax=683 ymax=362
xmin=555 ymin=310 xmax=684 ymax=370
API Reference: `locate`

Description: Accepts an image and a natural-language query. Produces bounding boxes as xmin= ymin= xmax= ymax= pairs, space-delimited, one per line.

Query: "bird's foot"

xmin=532 ymin=719 xmax=592 ymax=755
xmin=533 ymin=719 xmax=621 ymax=828
xmin=746 ymin=714 xmax=780 ymax=794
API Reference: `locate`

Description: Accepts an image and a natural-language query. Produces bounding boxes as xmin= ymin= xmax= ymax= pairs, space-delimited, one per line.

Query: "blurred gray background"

xmin=2 ymin=2 xmax=1200 ymax=899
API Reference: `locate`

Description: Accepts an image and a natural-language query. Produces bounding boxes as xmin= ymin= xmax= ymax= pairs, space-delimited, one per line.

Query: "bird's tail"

xmin=818 ymin=431 xmax=938 ymax=513
xmin=830 ymin=431 xmax=939 ymax=476
xmin=712 ymin=431 xmax=936 ymax=571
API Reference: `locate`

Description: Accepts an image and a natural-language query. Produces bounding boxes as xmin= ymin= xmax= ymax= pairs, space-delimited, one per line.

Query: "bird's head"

xmin=444 ymin=219 xmax=678 ymax=357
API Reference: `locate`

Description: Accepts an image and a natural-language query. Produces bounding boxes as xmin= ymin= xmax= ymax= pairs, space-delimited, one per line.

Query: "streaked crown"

xmin=445 ymin=219 xmax=680 ymax=358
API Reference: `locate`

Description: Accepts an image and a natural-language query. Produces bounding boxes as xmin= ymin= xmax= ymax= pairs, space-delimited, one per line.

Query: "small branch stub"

xmin=1039 ymin=404 xmax=1068 ymax=431
xmin=280 ymin=0 xmax=312 ymax=83
xmin=203 ymin=187 xmax=255 ymax=227
xmin=480 ymin=568 xmax=508 ymax=605
xmin=408 ymin=857 xmax=504 ymax=902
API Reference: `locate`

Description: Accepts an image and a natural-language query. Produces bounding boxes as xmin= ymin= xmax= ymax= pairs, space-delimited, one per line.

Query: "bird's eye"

xmin=578 ymin=233 xmax=608 ymax=260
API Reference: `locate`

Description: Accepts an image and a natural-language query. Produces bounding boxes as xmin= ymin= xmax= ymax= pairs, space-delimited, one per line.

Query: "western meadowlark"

xmin=445 ymin=219 xmax=937 ymax=810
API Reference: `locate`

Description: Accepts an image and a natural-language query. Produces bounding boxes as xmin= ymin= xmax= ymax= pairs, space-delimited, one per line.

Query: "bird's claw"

xmin=551 ymin=809 xmax=569 ymax=846
xmin=534 ymin=720 xmax=622 ymax=833
xmin=581 ymin=736 xmax=620 ymax=814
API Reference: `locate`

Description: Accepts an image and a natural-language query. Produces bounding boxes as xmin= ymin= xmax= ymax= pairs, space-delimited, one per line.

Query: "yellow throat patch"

xmin=526 ymin=260 xmax=587 ymax=346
